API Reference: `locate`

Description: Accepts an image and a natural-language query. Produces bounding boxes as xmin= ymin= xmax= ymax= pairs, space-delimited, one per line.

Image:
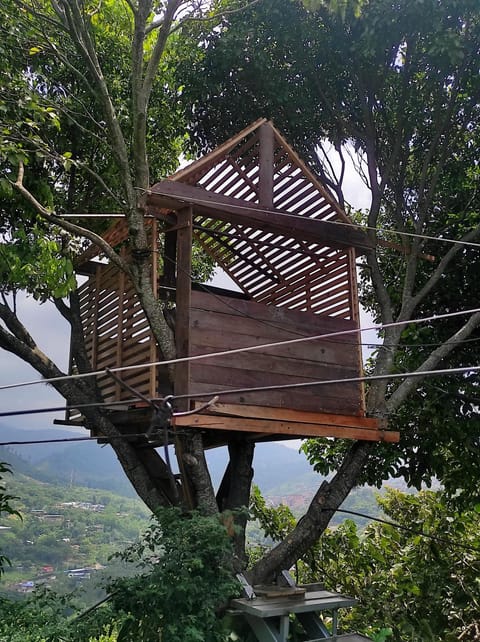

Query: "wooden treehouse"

xmin=70 ymin=119 xmax=398 ymax=446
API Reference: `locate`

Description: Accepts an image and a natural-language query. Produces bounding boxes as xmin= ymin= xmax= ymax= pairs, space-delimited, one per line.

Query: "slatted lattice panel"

xmin=77 ymin=262 xmax=158 ymax=403
xmin=175 ymin=127 xmax=353 ymax=319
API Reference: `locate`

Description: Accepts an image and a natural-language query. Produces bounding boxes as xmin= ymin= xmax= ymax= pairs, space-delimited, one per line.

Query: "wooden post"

xmin=150 ymin=218 xmax=158 ymax=399
xmin=115 ymin=254 xmax=125 ymax=401
xmin=259 ymin=123 xmax=274 ymax=207
xmin=347 ymin=247 xmax=366 ymax=415
xmin=174 ymin=207 xmax=195 ymax=508
xmin=174 ymin=206 xmax=193 ymax=410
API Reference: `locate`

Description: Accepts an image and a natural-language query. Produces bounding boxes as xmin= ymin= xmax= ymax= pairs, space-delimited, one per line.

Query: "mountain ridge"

xmin=0 ymin=424 xmax=320 ymax=497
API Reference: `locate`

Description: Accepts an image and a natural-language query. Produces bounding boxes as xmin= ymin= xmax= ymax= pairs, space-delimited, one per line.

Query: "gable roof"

xmin=148 ymin=120 xmax=370 ymax=319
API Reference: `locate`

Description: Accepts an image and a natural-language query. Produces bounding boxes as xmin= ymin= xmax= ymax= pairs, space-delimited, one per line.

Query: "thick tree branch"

xmin=12 ymin=161 xmax=130 ymax=276
xmin=180 ymin=431 xmax=218 ymax=514
xmin=0 ymin=299 xmax=176 ymax=511
xmin=387 ymin=311 xmax=480 ymax=411
xmin=249 ymin=441 xmax=372 ymax=584
xmin=403 ymin=224 xmax=480 ymax=319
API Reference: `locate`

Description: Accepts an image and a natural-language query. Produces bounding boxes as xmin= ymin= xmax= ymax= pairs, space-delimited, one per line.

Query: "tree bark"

xmin=249 ymin=441 xmax=372 ymax=584
xmin=217 ymin=438 xmax=255 ymax=569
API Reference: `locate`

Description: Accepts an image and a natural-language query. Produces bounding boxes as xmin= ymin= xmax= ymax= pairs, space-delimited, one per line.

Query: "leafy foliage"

xmin=0 ymin=462 xmax=20 ymax=575
xmin=314 ymin=490 xmax=480 ymax=641
xmin=108 ymin=508 xmax=239 ymax=642
xmin=249 ymin=487 xmax=480 ymax=641
xmin=0 ymin=224 xmax=76 ymax=300
xmin=181 ymin=0 xmax=480 ymax=503
xmin=0 ymin=507 xmax=239 ymax=641
xmin=249 ymin=485 xmax=295 ymax=543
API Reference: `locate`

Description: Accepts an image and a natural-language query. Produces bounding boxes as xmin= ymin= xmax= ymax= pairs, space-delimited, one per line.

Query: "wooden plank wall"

xmin=188 ymin=290 xmax=363 ymax=415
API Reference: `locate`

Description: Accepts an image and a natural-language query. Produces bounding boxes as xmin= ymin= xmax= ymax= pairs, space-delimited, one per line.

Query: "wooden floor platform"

xmin=172 ymin=402 xmax=399 ymax=443
xmin=231 ymin=589 xmax=357 ymax=618
xmin=231 ymin=572 xmax=374 ymax=642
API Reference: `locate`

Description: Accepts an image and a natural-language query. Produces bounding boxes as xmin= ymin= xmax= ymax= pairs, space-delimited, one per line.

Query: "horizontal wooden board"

xmin=191 ymin=343 xmax=358 ymax=381
xmin=190 ymin=363 xmax=358 ymax=395
xmin=194 ymin=402 xmax=379 ymax=429
xmin=190 ymin=334 xmax=357 ymax=369
xmin=187 ymin=382 xmax=362 ymax=415
xmin=191 ymin=291 xmax=357 ymax=338
xmin=187 ymin=290 xmax=363 ymax=415
xmin=172 ymin=413 xmax=399 ymax=442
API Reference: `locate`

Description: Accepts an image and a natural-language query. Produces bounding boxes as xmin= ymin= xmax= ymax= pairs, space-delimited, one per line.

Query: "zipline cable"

xmin=324 ymin=507 xmax=480 ymax=555
xmin=1 ymin=306 xmax=479 ymax=393
xmin=0 ymin=363 xmax=479 ymax=419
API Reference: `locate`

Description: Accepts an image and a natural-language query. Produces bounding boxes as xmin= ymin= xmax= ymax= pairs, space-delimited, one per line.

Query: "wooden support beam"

xmin=147 ymin=181 xmax=373 ymax=253
xmin=173 ymin=206 xmax=196 ymax=508
xmin=174 ymin=207 xmax=193 ymax=410
xmin=150 ymin=219 xmax=159 ymax=399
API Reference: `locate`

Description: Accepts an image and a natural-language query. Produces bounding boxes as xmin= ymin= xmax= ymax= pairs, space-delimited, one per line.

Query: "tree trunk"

xmin=217 ymin=438 xmax=255 ymax=569
xmin=249 ymin=441 xmax=372 ymax=584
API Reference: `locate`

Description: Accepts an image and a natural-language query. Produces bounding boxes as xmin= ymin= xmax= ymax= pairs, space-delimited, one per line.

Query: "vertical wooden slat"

xmin=347 ymin=248 xmax=359 ymax=323
xmin=259 ymin=123 xmax=274 ymax=207
xmin=347 ymin=247 xmax=366 ymax=414
xmin=150 ymin=218 xmax=159 ymax=399
xmin=115 ymin=262 xmax=125 ymax=401
xmin=174 ymin=206 xmax=193 ymax=411
xmin=91 ymin=267 xmax=101 ymax=369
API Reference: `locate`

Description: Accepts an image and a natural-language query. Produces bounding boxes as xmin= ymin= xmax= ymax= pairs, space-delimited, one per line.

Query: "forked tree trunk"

xmin=249 ymin=441 xmax=372 ymax=584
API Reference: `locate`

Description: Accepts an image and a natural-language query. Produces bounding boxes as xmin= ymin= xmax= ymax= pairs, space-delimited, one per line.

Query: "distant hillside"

xmin=0 ymin=426 xmax=136 ymax=497
xmin=0 ymin=425 xmax=318 ymax=497
xmin=206 ymin=442 xmax=319 ymax=493
xmin=0 ymin=425 xmax=396 ymax=524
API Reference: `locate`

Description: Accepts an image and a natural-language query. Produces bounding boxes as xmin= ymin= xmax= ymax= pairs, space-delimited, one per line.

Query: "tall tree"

xmin=0 ymin=0 xmax=254 ymax=517
xmin=1 ymin=0 xmax=480 ymax=591
xmin=178 ymin=0 xmax=480 ymax=581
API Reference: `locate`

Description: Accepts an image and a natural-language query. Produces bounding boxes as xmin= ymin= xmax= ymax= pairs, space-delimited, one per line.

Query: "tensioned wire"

xmin=57 ymin=206 xmax=480 ymax=249
xmin=160 ymin=241 xmax=480 ymax=350
xmin=0 ymin=363 xmax=479 ymax=419
xmin=0 ymin=305 xmax=479 ymax=392
xmin=0 ymin=438 xmax=477 ymax=556
xmin=54 ymin=208 xmax=480 ymax=353
xmin=36 ymin=506 xmax=480 ymax=626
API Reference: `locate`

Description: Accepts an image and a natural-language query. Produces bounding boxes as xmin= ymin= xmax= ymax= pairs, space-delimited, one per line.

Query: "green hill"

xmin=0 ymin=468 xmax=150 ymax=596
